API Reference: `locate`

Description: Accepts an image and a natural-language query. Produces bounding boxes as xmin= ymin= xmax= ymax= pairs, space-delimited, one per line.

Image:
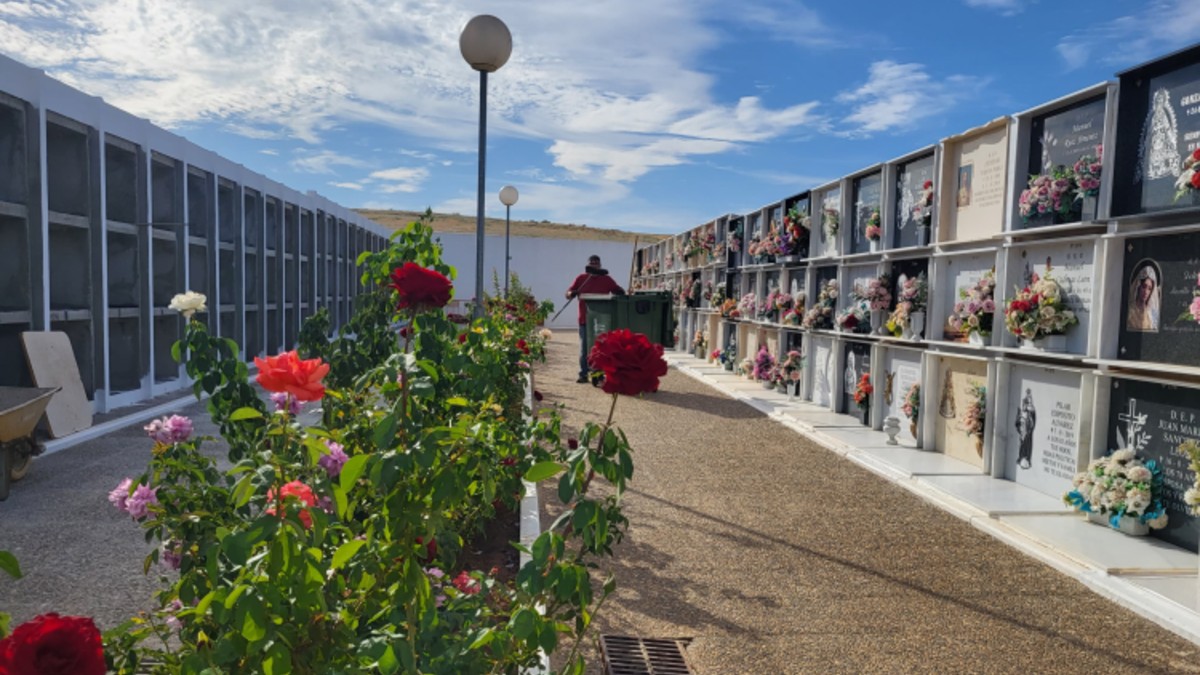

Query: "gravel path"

xmin=537 ymin=333 xmax=1200 ymax=674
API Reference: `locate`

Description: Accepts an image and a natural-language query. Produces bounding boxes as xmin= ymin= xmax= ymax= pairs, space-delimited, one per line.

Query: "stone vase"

xmin=870 ymin=310 xmax=884 ymax=334
xmin=910 ymin=312 xmax=926 ymax=340
xmin=968 ymin=331 xmax=986 ymax=347
xmin=1087 ymin=511 xmax=1149 ymax=536
xmin=917 ymin=227 xmax=930 ymax=247
xmin=909 ymin=420 xmax=918 ymax=437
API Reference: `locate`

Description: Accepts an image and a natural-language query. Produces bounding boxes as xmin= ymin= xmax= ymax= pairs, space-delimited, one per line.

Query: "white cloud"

xmin=259 ymin=149 xmax=278 ymax=156
xmin=291 ymin=150 xmax=368 ymax=174
xmin=964 ymin=0 xmax=1024 ymax=15
xmin=330 ymin=181 xmax=363 ymax=190
xmin=1056 ymin=1 xmax=1200 ymax=71
xmin=369 ymin=166 xmax=429 ymax=193
xmin=0 ymin=0 xmax=828 ymax=187
xmin=836 ymin=61 xmax=987 ymax=136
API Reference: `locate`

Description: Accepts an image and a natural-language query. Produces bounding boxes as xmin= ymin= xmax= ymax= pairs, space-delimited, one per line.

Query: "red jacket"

xmin=568 ymin=272 xmax=624 ymax=325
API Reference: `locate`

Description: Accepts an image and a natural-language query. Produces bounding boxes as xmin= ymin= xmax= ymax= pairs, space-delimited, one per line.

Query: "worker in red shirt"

xmin=566 ymin=254 xmax=625 ymax=383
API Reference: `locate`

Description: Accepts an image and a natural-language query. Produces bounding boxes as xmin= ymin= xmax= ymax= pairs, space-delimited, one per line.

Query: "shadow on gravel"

xmin=640 ymin=390 xmax=763 ymax=420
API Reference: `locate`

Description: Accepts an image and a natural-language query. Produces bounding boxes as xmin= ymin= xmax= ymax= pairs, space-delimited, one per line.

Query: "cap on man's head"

xmin=588 ymin=255 xmax=601 ymax=264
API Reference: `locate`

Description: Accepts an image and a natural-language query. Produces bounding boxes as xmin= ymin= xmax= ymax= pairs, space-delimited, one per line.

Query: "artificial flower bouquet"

xmin=1176 ymin=272 xmax=1200 ymax=326
xmin=801 ymin=280 xmax=838 ymax=330
xmin=1176 ymin=148 xmax=1200 ymax=203
xmin=737 ymin=293 xmax=758 ymax=320
xmin=1004 ymin=272 xmax=1078 ymax=342
xmin=836 ymin=301 xmax=868 ymax=332
xmin=853 ymin=373 xmax=873 ymax=411
xmin=762 ymin=289 xmax=793 ymax=323
xmin=864 ymin=209 xmax=882 ymax=242
xmin=1073 ymin=146 xmax=1102 ymax=201
xmin=912 ymin=180 xmax=934 ymax=227
xmin=963 ymin=383 xmax=987 ymax=448
xmin=720 ymin=298 xmax=740 ymax=319
xmin=1063 ymin=448 xmax=1168 ymax=531
xmin=902 ymin=383 xmax=920 ymax=432
xmin=782 ymin=295 xmax=807 ymax=327
xmin=780 ymin=350 xmax=804 ymax=381
xmin=1018 ymin=164 xmax=1078 ymax=223
xmin=947 ymin=270 xmax=996 ymax=341
xmin=710 ymin=286 xmax=727 ymax=310
xmin=1176 ymin=439 xmax=1200 ymax=516
xmin=822 ymin=207 xmax=840 ymax=238
xmin=887 ymin=273 xmax=928 ymax=337
xmin=860 ymin=276 xmax=892 ymax=313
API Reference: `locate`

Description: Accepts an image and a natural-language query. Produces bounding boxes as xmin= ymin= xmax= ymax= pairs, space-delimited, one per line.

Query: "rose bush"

xmin=87 ymin=213 xmax=634 ymax=674
xmin=0 ymin=613 xmax=105 ymax=675
xmin=588 ymin=329 xmax=668 ymax=396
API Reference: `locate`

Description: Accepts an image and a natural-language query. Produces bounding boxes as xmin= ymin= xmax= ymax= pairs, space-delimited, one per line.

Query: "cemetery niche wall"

xmin=881 ymin=347 xmax=923 ymax=445
xmin=841 ymin=340 xmax=872 ymax=424
xmin=932 ymin=355 xmax=989 ymax=470
xmin=1117 ymin=231 xmax=1200 ymax=368
xmin=999 ymin=363 xmax=1089 ymax=499
xmin=893 ymin=150 xmax=937 ymax=250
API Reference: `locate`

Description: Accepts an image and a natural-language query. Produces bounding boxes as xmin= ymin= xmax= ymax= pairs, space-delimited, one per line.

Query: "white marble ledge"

xmin=776 ymin=408 xmax=866 ymax=429
xmin=821 ymin=427 xmax=911 ymax=451
xmin=854 ymin=446 xmax=986 ymax=479
xmin=998 ymin=515 xmax=1198 ymax=575
xmin=919 ymin=475 xmax=1073 ymax=517
xmin=1124 ymin=576 xmax=1200 ymax=614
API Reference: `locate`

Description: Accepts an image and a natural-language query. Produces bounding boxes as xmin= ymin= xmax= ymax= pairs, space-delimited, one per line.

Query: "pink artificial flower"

xmin=108 ymin=477 xmax=133 ymax=512
xmin=126 ymin=483 xmax=159 ymax=520
xmin=270 ymin=392 xmax=302 ymax=415
xmin=144 ymin=415 xmax=193 ymax=444
xmin=318 ymin=440 xmax=349 ymax=478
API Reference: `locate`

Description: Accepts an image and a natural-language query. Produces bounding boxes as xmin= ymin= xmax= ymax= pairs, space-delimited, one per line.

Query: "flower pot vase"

xmin=916 ymin=227 xmax=929 ymax=247
xmin=1025 ymin=334 xmax=1067 ymax=353
xmin=869 ymin=239 xmax=879 ymax=253
xmin=910 ymin=312 xmax=926 ymax=340
xmin=909 ymin=420 xmax=918 ymax=438
xmin=761 ymin=380 xmax=775 ymax=390
xmin=968 ymin=331 xmax=986 ymax=347
xmin=973 ymin=436 xmax=984 ymax=457
xmin=1087 ymin=511 xmax=1149 ymax=537
xmin=870 ymin=309 xmax=884 ymax=334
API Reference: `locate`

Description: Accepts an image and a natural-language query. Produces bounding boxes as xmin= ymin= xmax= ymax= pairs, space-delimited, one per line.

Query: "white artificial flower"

xmin=1111 ymin=448 xmax=1135 ymax=463
xmin=1126 ymin=489 xmax=1151 ymax=514
xmin=539 ymin=328 xmax=552 ymax=340
xmin=1186 ymin=488 xmax=1200 ymax=506
xmin=1126 ymin=466 xmax=1152 ymax=483
xmin=169 ymin=291 xmax=207 ymax=319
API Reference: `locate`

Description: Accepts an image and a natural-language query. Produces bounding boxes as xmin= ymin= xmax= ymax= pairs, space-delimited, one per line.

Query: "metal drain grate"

xmin=600 ymin=635 xmax=695 ymax=675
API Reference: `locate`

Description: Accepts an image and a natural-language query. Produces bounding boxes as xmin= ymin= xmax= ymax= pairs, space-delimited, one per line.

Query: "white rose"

xmin=1126 ymin=489 xmax=1150 ymax=514
xmin=1111 ymin=449 xmax=1135 ymax=463
xmin=1126 ymin=466 xmax=1151 ymax=483
xmin=169 ymin=291 xmax=207 ymax=319
xmin=1186 ymin=488 xmax=1200 ymax=506
xmin=539 ymin=328 xmax=552 ymax=340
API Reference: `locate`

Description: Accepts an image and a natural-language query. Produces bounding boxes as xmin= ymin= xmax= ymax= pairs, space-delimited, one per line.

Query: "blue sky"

xmin=3 ymin=0 xmax=1200 ymax=233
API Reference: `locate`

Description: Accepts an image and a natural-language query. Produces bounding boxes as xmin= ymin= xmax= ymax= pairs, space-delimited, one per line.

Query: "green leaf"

xmin=512 ymin=608 xmax=536 ymax=641
xmin=194 ymin=591 xmax=217 ymax=616
xmin=241 ymin=598 xmax=267 ymax=643
xmin=445 ymin=396 xmax=469 ymax=407
xmin=0 ymin=551 xmax=22 ymax=579
xmin=171 ymin=340 xmax=183 ymax=363
xmin=231 ymin=473 xmax=256 ymax=509
xmin=230 ymin=407 xmax=264 ymax=421
xmin=340 ymin=454 xmax=369 ymax=493
xmin=532 ymin=533 xmax=551 ymax=564
xmin=333 ymin=484 xmax=349 ymax=520
xmin=224 ymin=584 xmax=249 ymax=610
xmin=524 ymin=461 xmax=565 ymax=483
xmin=373 ymin=413 xmax=397 ymax=449
xmin=332 ymin=540 xmax=366 ymax=570
xmin=0 ymin=611 xmax=11 ymax=639
xmin=469 ymin=628 xmax=495 ymax=650
xmin=263 ymin=638 xmax=291 ymax=674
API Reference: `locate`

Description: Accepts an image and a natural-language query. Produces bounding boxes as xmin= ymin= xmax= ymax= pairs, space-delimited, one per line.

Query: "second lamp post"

xmin=499 ymin=185 xmax=519 ymax=295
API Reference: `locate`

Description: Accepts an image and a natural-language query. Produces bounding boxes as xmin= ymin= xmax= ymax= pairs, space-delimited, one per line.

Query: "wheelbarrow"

xmin=0 ymin=386 xmax=59 ymax=501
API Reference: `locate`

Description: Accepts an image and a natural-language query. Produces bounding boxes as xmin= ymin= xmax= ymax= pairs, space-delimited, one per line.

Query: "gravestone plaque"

xmin=1021 ymin=95 xmax=1106 ymax=227
xmin=894 ymin=153 xmax=936 ymax=249
xmin=1010 ymin=241 xmax=1095 ymax=354
xmin=1118 ymin=232 xmax=1200 ymax=367
xmin=933 ymin=356 xmax=987 ymax=469
xmin=1114 ymin=48 xmax=1200 ymax=216
xmin=1107 ymin=377 xmax=1200 ymax=552
xmin=1003 ymin=364 xmax=1083 ymax=498
xmin=728 ymin=217 xmax=744 ymax=268
xmin=939 ymin=253 xmax=997 ymax=341
xmin=882 ymin=348 xmax=922 ymax=444
xmin=851 ymin=172 xmax=883 ymax=255
xmin=844 ymin=264 xmax=878 ymax=335
xmin=841 ymin=340 xmax=872 ymax=423
xmin=947 ymin=126 xmax=1008 ymax=242
xmin=811 ymin=336 xmax=835 ymax=407
xmin=818 ymin=187 xmax=842 ymax=257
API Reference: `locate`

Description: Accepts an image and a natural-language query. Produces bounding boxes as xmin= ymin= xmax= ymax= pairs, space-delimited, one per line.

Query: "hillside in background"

xmin=355 ymin=209 xmax=666 ymax=244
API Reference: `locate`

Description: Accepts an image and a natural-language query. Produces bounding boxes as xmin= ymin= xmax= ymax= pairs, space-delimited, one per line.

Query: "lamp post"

xmin=498 ymin=185 xmax=519 ymax=295
xmin=460 ymin=15 xmax=512 ymax=318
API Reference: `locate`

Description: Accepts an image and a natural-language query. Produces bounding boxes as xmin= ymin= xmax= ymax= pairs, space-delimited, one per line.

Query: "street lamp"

xmin=498 ymin=185 xmax=519 ymax=295
xmin=460 ymin=14 xmax=512 ymax=318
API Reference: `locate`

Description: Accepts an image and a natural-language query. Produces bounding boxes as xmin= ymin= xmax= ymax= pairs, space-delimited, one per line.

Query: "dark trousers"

xmin=578 ymin=323 xmax=588 ymax=378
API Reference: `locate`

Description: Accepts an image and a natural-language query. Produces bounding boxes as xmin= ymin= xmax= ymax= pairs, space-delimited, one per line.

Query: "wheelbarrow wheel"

xmin=9 ymin=449 xmax=31 ymax=482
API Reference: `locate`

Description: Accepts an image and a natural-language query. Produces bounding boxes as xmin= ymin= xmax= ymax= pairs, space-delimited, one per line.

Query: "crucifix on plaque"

xmin=1116 ymin=398 xmax=1150 ymax=453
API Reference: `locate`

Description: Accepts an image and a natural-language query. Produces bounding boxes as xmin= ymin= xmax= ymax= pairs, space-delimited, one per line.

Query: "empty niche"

xmin=219 ymin=310 xmax=235 ymax=341
xmin=245 ymin=311 xmax=261 ymax=357
xmin=104 ymin=140 xmax=138 ymax=224
xmin=189 ymin=245 xmax=208 ymax=299
xmin=108 ymin=317 xmax=142 ymax=393
xmin=0 ymin=100 xmax=28 ymax=205
xmin=46 ymin=119 xmax=89 ymax=217
xmin=153 ymin=315 xmax=179 ymax=382
xmin=267 ymin=309 xmax=279 ymax=354
xmin=245 ymin=252 xmax=259 ymax=303
xmin=0 ymin=325 xmax=30 ymax=386
xmin=50 ymin=319 xmax=94 ymax=398
xmin=187 ymin=171 xmax=210 ymax=238
xmin=0 ymin=215 xmax=30 ymax=311
xmin=218 ymin=183 xmax=237 ymax=245
xmin=48 ymin=224 xmax=90 ymax=310
xmin=107 ymin=231 xmax=140 ymax=308
xmin=152 ymin=237 xmax=178 ymax=307
xmin=219 ymin=249 xmax=236 ymax=307
xmin=151 ymin=157 xmax=178 ymax=224
xmin=243 ymin=191 xmax=261 ymax=248
xmin=265 ymin=200 xmax=278 ymax=251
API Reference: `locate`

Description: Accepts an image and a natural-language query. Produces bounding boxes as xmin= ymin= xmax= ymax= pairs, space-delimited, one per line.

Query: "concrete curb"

xmin=669 ymin=358 xmax=1200 ymax=647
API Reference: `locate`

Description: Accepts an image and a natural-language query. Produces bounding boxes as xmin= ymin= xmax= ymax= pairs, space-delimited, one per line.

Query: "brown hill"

xmin=355 ymin=209 xmax=666 ymax=244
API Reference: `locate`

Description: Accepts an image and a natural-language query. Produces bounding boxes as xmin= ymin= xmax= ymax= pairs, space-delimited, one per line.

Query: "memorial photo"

xmin=1126 ymin=260 xmax=1162 ymax=333
xmin=957 ymin=165 xmax=973 ymax=207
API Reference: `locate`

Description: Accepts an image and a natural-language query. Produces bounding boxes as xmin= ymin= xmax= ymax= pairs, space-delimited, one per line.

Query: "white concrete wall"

xmin=435 ymin=233 xmax=638 ymax=330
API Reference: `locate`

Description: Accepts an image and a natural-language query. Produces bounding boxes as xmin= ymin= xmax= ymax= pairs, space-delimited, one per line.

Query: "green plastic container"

xmin=582 ymin=292 xmax=673 ymax=354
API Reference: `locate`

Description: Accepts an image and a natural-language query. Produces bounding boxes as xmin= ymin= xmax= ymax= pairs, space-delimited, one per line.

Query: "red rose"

xmin=1191 ymin=171 xmax=1200 ymax=190
xmin=567 ymin=438 xmax=579 ymax=450
xmin=389 ymin=262 xmax=453 ymax=311
xmin=255 ymin=350 xmax=329 ymax=402
xmin=1192 ymin=148 xmax=1200 ymax=162
xmin=265 ymin=480 xmax=317 ymax=529
xmin=457 ymin=333 xmax=467 ymax=344
xmin=0 ymin=613 xmax=105 ymax=675
xmin=416 ymin=536 xmax=438 ymax=563
xmin=588 ymin=329 xmax=669 ymax=397
xmin=533 ymin=390 xmax=543 ymax=401
xmin=516 ymin=339 xmax=530 ymax=355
